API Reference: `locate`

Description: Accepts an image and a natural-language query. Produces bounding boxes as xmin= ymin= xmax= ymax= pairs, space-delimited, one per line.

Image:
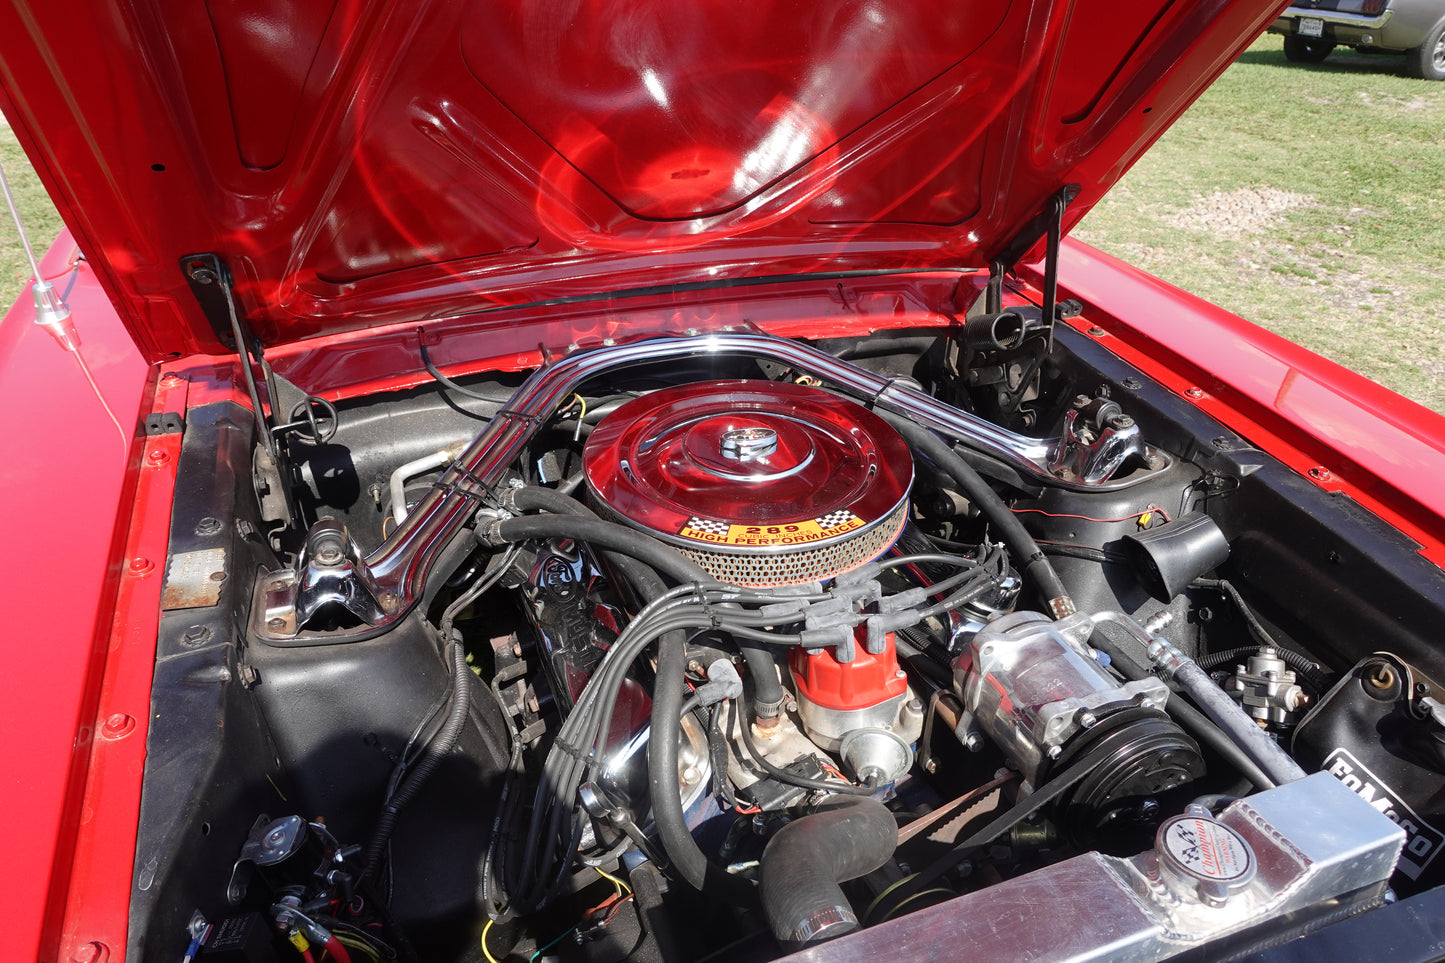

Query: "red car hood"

xmin=0 ymin=0 xmax=1284 ymax=359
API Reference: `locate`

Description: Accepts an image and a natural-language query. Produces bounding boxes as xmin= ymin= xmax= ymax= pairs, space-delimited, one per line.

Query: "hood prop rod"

xmin=984 ymin=184 xmax=1079 ymax=338
xmin=180 ymin=254 xmax=297 ymax=530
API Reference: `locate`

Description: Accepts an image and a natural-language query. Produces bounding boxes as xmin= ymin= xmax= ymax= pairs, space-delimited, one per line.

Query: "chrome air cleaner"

xmin=582 ymin=380 xmax=912 ymax=587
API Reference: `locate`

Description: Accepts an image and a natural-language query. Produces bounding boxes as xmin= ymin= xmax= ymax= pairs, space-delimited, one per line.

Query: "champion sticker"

xmin=1325 ymin=747 xmax=1445 ymax=880
xmin=678 ymin=513 xmax=865 ymax=547
xmin=1160 ymin=816 xmax=1253 ymax=882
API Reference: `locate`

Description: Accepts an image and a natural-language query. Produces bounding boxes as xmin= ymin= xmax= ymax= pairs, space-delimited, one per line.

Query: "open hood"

xmin=0 ymin=0 xmax=1284 ymax=359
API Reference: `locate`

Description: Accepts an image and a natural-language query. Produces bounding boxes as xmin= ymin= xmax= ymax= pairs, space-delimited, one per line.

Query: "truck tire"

xmin=1283 ymin=35 xmax=1334 ymax=63
xmin=1406 ymin=20 xmax=1445 ymax=80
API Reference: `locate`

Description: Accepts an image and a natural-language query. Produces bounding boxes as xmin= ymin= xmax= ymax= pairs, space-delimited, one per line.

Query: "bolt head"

xmin=194 ymin=516 xmax=223 ymax=536
xmin=101 ymin=713 xmax=135 ymax=739
xmin=924 ymin=759 xmax=939 ymax=773
xmin=1185 ymin=387 xmax=1204 ymax=399
xmin=267 ymin=617 xmax=286 ymax=631
xmin=146 ymin=448 xmax=170 ymax=467
xmin=127 ymin=556 xmax=154 ymax=576
xmin=160 ymin=373 xmax=182 ymax=387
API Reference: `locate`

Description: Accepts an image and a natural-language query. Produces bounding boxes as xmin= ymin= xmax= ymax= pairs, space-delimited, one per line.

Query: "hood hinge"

xmin=983 ymin=185 xmax=1080 ymax=334
xmin=179 ymin=253 xmax=297 ymax=529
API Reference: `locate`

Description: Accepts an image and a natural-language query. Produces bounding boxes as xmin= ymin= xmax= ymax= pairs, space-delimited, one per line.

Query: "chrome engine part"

xmin=956 ymin=610 xmax=1205 ymax=812
xmin=789 ymin=772 xmax=1404 ymax=962
xmin=1225 ymin=646 xmax=1308 ymax=728
xmin=581 ymin=379 xmax=913 ymax=587
xmin=188 ymin=326 xmax=1432 ymax=963
xmin=253 ymin=331 xmax=1168 ymax=641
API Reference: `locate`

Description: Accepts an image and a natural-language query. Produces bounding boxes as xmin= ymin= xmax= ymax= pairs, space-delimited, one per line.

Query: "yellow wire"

xmin=481 ymin=917 xmax=503 ymax=963
xmin=333 ymin=933 xmax=381 ymax=963
xmin=594 ymin=865 xmax=632 ymax=896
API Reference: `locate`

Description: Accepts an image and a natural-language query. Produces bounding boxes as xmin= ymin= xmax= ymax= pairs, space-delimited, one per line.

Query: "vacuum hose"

xmin=878 ymin=411 xmax=1075 ymax=617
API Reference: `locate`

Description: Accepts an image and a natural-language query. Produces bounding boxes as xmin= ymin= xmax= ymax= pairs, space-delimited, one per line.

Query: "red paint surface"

xmin=0 ymin=0 xmax=1290 ymax=356
xmin=1025 ymin=239 xmax=1445 ymax=565
xmin=0 ymin=234 xmax=150 ymax=961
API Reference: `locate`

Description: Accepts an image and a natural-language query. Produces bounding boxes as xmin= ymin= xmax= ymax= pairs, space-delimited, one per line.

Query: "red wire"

xmin=39 ymin=249 xmax=82 ymax=281
xmin=1012 ymin=506 xmax=1171 ymax=524
xmin=321 ymin=936 xmax=352 ymax=963
xmin=301 ymin=951 xmax=317 ymax=963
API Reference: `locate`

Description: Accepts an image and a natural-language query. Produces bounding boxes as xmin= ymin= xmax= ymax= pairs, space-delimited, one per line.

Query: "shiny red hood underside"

xmin=0 ymin=0 xmax=1284 ymax=359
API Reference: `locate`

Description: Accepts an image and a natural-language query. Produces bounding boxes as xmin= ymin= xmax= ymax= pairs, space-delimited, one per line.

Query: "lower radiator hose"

xmin=759 ymin=798 xmax=897 ymax=948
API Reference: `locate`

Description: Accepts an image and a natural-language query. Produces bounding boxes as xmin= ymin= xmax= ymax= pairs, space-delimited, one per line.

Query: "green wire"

xmin=528 ymin=926 xmax=578 ymax=962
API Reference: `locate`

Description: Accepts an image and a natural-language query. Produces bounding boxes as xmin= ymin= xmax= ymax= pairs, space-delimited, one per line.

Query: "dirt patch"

xmin=1167 ymin=188 xmax=1316 ymax=239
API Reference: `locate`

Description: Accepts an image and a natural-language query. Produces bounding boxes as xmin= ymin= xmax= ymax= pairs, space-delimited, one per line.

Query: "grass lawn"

xmin=0 ymin=115 xmax=64 ymax=311
xmin=1075 ymin=33 xmax=1445 ymax=413
xmin=3 ymin=33 xmax=1443 ymax=411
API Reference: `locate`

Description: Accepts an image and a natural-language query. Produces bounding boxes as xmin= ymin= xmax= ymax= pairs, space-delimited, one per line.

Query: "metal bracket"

xmin=181 ymin=254 xmax=297 ymax=529
xmin=258 ymin=518 xmax=395 ymax=639
xmin=180 ymin=253 xmax=240 ymax=350
xmin=983 ymin=184 xmax=1079 ymax=330
xmin=1048 ymin=407 xmax=1144 ymax=484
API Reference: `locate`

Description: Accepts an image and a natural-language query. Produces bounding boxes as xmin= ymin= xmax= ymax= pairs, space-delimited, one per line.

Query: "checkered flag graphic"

xmin=814 ymin=510 xmax=858 ymax=528
xmin=684 ymin=517 xmax=731 ymax=535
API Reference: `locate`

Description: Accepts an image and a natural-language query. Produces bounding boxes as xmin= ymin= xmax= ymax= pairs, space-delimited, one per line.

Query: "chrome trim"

xmin=256 ymin=331 xmax=1160 ymax=639
xmin=1279 ymin=7 xmax=1393 ymax=30
xmin=781 ymin=773 xmax=1402 ymax=963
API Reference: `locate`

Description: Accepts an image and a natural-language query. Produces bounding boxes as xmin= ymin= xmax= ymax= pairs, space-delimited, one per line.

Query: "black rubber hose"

xmin=482 ymin=505 xmax=748 ymax=898
xmin=734 ymin=697 xmax=875 ymax=797
xmin=1165 ymin=696 xmax=1276 ymax=792
xmin=876 ymin=411 xmax=1074 ymax=615
xmin=1194 ymin=579 xmax=1333 ymax=689
xmin=1088 ymin=633 xmax=1276 ymax=791
xmin=482 ymin=513 xmax=709 ymax=585
xmin=739 ymin=642 xmax=786 ymax=719
xmin=418 ymin=340 xmax=516 ymax=404
xmin=759 ymin=797 xmax=897 ymax=948
xmin=363 ymin=631 xmax=472 ymax=880
xmin=505 ymin=487 xmax=665 ymax=604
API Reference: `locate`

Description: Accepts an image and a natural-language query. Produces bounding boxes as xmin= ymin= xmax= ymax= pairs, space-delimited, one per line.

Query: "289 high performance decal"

xmin=678 ymin=511 xmax=865 ymax=547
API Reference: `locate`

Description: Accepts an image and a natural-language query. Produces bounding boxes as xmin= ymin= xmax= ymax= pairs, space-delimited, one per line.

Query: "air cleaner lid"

xmin=583 ymin=380 xmax=912 ymax=553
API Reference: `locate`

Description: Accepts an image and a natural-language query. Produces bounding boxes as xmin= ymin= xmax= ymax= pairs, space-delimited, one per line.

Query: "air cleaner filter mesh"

xmin=582 ymin=380 xmax=912 ymax=587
